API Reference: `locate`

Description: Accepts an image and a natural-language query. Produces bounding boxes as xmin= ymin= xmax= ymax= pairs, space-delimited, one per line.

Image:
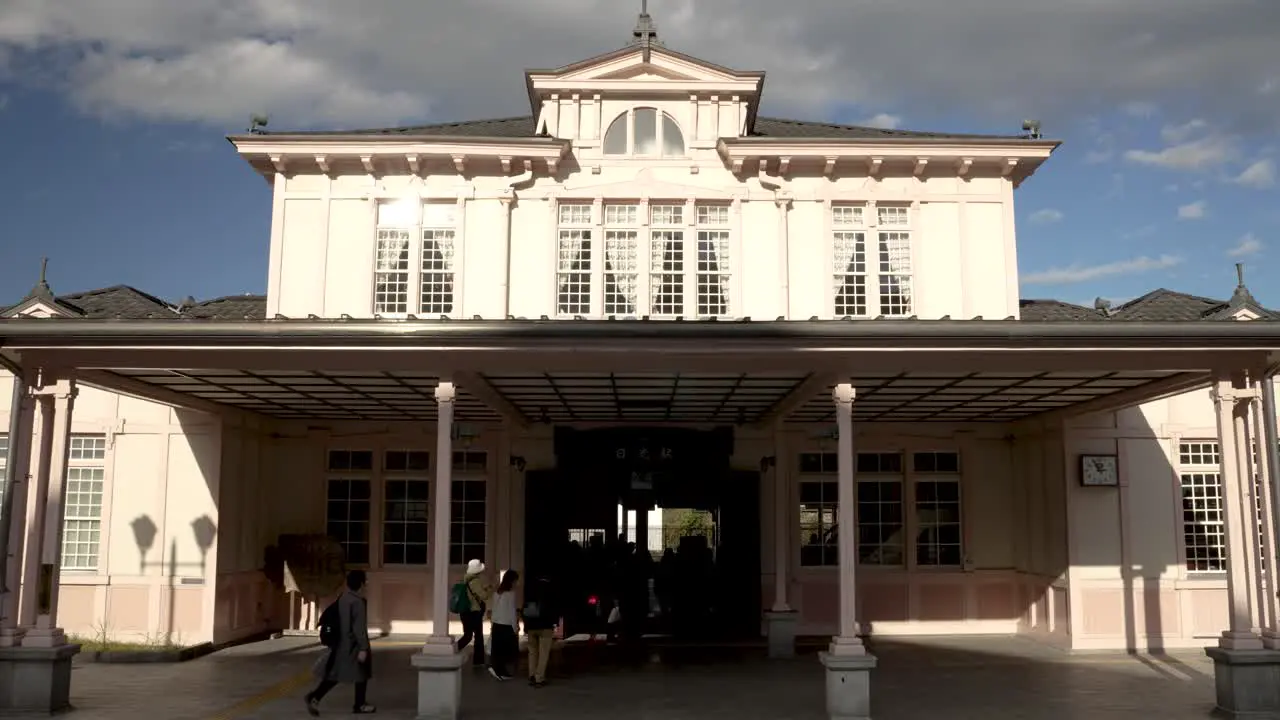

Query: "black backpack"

xmin=318 ymin=600 xmax=342 ymax=648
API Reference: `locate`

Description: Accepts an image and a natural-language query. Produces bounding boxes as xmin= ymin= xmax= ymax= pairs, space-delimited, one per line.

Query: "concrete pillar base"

xmin=411 ymin=649 xmax=466 ymax=720
xmin=1206 ymin=647 xmax=1280 ymax=718
xmin=0 ymin=643 xmax=80 ymax=713
xmin=820 ymin=650 xmax=877 ymax=720
xmin=764 ymin=610 xmax=798 ymax=659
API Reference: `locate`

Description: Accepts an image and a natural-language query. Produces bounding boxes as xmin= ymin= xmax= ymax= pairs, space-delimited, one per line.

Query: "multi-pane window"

xmin=559 ymin=200 xmax=733 ymax=319
xmin=62 ymin=435 xmax=106 ymax=570
xmin=695 ymin=205 xmax=731 ymax=317
xmin=857 ymin=452 xmax=905 ymax=566
xmin=650 ymin=204 xmax=684 ymax=316
xmin=797 ymin=451 xmax=906 ymax=567
xmin=382 ymin=450 xmax=431 ymax=565
xmin=1180 ymin=441 xmax=1225 ymax=573
xmin=832 ymin=204 xmax=914 ymax=317
xmin=326 ymin=450 xmax=373 ymax=565
xmin=0 ymin=434 xmax=7 ymax=510
xmin=604 ymin=204 xmax=641 ymax=316
xmin=373 ymin=201 xmax=458 ymax=316
xmin=913 ymin=452 xmax=961 ymax=567
xmin=602 ymin=108 xmax=686 ymax=157
xmin=449 ymin=451 xmax=488 ymax=565
xmin=799 ymin=451 xmax=839 ymax=567
xmin=557 ymin=203 xmax=593 ymax=316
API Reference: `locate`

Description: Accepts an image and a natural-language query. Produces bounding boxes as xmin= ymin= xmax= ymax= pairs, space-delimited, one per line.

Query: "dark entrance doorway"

xmin=523 ymin=427 xmax=761 ymax=641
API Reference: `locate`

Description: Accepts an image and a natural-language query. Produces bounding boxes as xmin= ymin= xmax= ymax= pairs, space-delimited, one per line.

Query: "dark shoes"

xmin=353 ymin=704 xmax=377 ymax=714
xmin=304 ymin=695 xmax=320 ymax=716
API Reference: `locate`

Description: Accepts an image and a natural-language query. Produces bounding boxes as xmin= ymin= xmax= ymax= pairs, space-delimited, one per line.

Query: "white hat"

xmin=466 ymin=559 xmax=486 ymax=575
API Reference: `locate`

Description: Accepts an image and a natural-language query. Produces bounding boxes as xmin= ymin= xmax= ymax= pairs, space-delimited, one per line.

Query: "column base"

xmin=22 ymin=627 xmax=68 ymax=649
xmin=764 ymin=610 xmax=798 ymax=659
xmin=1206 ymin=647 xmax=1280 ymax=718
xmin=0 ymin=627 xmax=26 ymax=648
xmin=820 ymin=648 xmax=878 ymax=720
xmin=0 ymin=643 xmax=80 ymax=713
xmin=411 ymin=649 xmax=465 ymax=720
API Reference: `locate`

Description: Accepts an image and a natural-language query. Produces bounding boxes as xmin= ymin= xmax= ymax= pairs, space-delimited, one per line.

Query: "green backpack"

xmin=449 ymin=581 xmax=472 ymax=614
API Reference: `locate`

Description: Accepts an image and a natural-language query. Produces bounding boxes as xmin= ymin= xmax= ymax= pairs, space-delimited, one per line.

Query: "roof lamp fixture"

xmin=603 ymin=107 xmax=685 ymax=157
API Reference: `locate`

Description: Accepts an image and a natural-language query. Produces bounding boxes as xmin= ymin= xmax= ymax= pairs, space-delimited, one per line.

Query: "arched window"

xmin=602 ymin=108 xmax=686 ymax=157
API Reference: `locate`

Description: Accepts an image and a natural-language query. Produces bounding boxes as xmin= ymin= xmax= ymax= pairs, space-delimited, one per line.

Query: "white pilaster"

xmin=0 ymin=386 xmax=35 ymax=647
xmin=24 ymin=379 xmax=76 ymax=648
xmin=1252 ymin=391 xmax=1280 ymax=647
xmin=1213 ymin=376 xmax=1264 ymax=650
xmin=426 ymin=382 xmax=456 ymax=652
xmin=830 ymin=383 xmax=865 ymax=655
xmin=1236 ymin=399 xmax=1266 ymax=634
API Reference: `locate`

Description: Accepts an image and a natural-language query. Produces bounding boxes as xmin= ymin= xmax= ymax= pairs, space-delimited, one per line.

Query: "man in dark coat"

xmin=306 ymin=570 xmax=376 ymax=715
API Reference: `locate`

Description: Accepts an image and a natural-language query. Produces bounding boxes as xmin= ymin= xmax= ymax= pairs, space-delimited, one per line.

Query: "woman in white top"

xmin=488 ymin=569 xmax=520 ymax=680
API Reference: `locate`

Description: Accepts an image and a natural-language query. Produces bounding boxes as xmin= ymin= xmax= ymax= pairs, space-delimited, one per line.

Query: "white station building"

xmin=4 ymin=11 xmax=1280 ymax=719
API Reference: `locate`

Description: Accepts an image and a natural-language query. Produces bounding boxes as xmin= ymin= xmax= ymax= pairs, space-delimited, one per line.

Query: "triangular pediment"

xmin=563 ymin=167 xmax=739 ymax=200
xmin=533 ymin=46 xmax=761 ymax=85
xmin=3 ymin=297 xmax=78 ymax=319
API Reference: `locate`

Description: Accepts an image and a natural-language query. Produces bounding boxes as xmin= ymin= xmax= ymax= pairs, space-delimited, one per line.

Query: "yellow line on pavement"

xmin=204 ymin=639 xmax=418 ymax=720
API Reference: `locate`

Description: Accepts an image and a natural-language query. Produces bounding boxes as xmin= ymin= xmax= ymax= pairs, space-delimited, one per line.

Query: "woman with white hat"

xmin=454 ymin=559 xmax=493 ymax=666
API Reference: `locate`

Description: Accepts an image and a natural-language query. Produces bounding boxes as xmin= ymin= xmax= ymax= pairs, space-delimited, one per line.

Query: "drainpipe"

xmin=497 ymin=161 xmax=536 ymax=318
xmin=0 ymin=354 xmax=26 ymax=604
xmin=1262 ymin=372 xmax=1280 ymax=589
xmin=756 ymin=159 xmax=792 ymax=317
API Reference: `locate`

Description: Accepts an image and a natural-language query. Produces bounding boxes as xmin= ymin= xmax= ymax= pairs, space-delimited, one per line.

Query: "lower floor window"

xmin=914 ymin=480 xmax=961 ymax=566
xmin=384 ymin=478 xmax=430 ymax=565
xmin=800 ymin=480 xmax=838 ymax=567
xmin=326 ymin=478 xmax=372 ymax=565
xmin=449 ymin=477 xmax=487 ymax=565
xmin=1179 ymin=441 xmax=1225 ymax=573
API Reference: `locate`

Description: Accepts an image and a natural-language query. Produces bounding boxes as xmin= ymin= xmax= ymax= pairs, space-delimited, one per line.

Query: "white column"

xmin=18 ymin=395 xmax=55 ymax=629
xmin=771 ymin=430 xmax=791 ymax=612
xmin=1252 ymin=392 xmax=1280 ymax=646
xmin=830 ymin=383 xmax=865 ymax=655
xmin=1236 ymin=398 xmax=1266 ymax=633
xmin=24 ymin=379 xmax=76 ymax=648
xmin=0 ymin=386 xmax=35 ymax=646
xmin=497 ymin=195 xmax=514 ymax=317
xmin=425 ymin=382 xmax=456 ymax=651
xmin=1212 ymin=377 xmax=1264 ymax=650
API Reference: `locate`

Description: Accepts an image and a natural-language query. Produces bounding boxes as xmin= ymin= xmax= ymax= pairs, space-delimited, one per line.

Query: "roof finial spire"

xmin=1236 ymin=262 xmax=1245 ymax=287
xmin=631 ymin=0 xmax=662 ymax=60
xmin=29 ymin=256 xmax=52 ymax=297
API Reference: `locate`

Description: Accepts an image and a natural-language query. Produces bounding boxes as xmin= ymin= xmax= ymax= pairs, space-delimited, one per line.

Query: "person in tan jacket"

xmin=455 ymin=559 xmax=493 ymax=666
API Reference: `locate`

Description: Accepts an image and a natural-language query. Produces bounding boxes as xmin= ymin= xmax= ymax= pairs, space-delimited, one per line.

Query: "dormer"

xmin=524 ymin=10 xmax=765 ymax=152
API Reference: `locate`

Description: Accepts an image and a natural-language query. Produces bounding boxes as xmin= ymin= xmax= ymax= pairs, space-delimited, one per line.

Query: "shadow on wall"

xmin=128 ymin=512 xmax=217 ymax=643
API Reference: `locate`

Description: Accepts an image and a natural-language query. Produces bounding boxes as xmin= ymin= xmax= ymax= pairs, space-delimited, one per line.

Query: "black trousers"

xmin=489 ymin=623 xmax=519 ymax=677
xmin=455 ymin=610 xmax=486 ymax=664
xmin=310 ymin=679 xmax=367 ymax=709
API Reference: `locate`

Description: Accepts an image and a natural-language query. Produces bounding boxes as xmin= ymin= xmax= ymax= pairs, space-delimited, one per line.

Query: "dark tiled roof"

xmin=1111 ymin=288 xmax=1243 ymax=321
xmin=261 ymin=115 xmax=1022 ymax=142
xmin=184 ymin=295 xmax=267 ymax=320
xmin=1019 ymin=299 xmax=1107 ymax=321
xmin=56 ymin=285 xmax=180 ymax=319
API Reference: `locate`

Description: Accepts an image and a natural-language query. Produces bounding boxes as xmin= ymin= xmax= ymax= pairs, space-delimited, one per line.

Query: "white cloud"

xmin=1228 ymin=233 xmax=1263 ymax=257
xmin=1177 ymin=200 xmax=1206 ymax=219
xmin=1160 ymin=119 xmax=1208 ymax=144
xmin=860 ymin=113 xmax=900 ymax=129
xmin=1029 ymin=208 xmax=1064 ymax=224
xmin=0 ymin=0 xmax=1279 ymax=130
xmin=1234 ymin=159 xmax=1276 ymax=188
xmin=1022 ymin=254 xmax=1183 ymax=285
xmin=1124 ymin=133 xmax=1239 ymax=171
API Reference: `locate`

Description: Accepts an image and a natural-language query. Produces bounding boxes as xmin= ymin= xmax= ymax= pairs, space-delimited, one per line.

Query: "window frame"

xmin=325 ymin=449 xmax=375 ymax=568
xmin=796 ymin=451 xmax=908 ymax=569
xmin=381 ymin=449 xmax=432 ymax=567
xmin=448 ymin=450 xmax=490 ymax=566
xmin=0 ymin=433 xmax=8 ymax=511
xmin=372 ymin=200 xmax=461 ymax=318
xmin=1179 ymin=440 xmax=1227 ymax=575
xmin=557 ymin=200 xmax=734 ymax=319
xmin=62 ymin=435 xmax=108 ymax=572
xmin=911 ymin=451 xmax=963 ymax=569
xmin=602 ymin=107 xmax=687 ymax=158
xmin=830 ymin=203 xmax=915 ymax=318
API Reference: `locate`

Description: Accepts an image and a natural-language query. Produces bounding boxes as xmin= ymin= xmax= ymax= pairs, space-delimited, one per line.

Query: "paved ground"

xmin=8 ymin=635 xmax=1220 ymax=719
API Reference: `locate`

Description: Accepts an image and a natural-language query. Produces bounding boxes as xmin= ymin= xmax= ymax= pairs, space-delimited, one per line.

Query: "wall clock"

xmin=1080 ymin=454 xmax=1119 ymax=487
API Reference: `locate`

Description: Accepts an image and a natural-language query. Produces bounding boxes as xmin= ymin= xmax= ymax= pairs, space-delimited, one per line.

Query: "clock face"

xmin=1082 ymin=455 xmax=1118 ymax=486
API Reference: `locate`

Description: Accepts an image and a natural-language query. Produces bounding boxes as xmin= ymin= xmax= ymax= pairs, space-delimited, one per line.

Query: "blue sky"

xmin=0 ymin=1 xmax=1276 ymax=310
